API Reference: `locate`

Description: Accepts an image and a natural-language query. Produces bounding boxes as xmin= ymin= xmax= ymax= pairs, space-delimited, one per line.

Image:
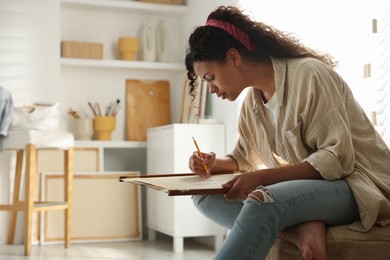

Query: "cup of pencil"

xmin=93 ymin=116 xmax=116 ymax=140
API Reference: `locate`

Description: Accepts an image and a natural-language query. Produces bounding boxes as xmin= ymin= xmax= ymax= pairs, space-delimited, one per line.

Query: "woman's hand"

xmin=189 ymin=151 xmax=216 ymax=178
xmin=222 ymin=172 xmax=263 ymax=201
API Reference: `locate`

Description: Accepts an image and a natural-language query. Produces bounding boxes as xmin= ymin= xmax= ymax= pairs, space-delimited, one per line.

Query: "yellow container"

xmin=118 ymin=37 xmax=139 ymax=61
xmin=120 ymin=52 xmax=137 ymax=60
xmin=93 ymin=116 xmax=116 ymax=140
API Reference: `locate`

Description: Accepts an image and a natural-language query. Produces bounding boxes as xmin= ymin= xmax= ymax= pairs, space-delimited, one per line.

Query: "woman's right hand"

xmin=189 ymin=151 xmax=216 ymax=178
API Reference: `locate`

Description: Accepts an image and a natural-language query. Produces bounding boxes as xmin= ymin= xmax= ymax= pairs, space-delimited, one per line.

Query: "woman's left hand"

xmin=222 ymin=172 xmax=262 ymax=201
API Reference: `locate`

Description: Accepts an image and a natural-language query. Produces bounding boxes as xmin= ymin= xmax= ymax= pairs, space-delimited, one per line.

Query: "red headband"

xmin=205 ymin=19 xmax=255 ymax=52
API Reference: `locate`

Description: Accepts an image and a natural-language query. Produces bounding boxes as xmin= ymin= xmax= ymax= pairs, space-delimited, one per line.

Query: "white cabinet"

xmin=146 ymin=124 xmax=227 ymax=253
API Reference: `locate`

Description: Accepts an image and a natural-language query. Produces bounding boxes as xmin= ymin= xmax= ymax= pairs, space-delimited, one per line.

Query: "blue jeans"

xmin=192 ymin=179 xmax=359 ymax=260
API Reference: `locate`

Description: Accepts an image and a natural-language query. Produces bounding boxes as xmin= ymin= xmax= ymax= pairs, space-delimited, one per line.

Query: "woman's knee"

xmin=193 ymin=194 xmax=243 ymax=230
xmin=192 ymin=194 xmax=207 ymax=209
xmin=192 ymin=195 xmax=219 ymax=215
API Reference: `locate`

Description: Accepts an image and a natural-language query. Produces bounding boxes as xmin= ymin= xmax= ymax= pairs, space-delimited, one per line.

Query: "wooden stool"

xmin=0 ymin=130 xmax=74 ymax=256
xmin=266 ymin=224 xmax=390 ymax=260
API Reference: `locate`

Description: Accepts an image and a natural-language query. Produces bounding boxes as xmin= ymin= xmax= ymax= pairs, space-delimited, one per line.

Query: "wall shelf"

xmin=74 ymin=140 xmax=146 ymax=172
xmin=60 ymin=0 xmax=185 ymax=174
xmin=61 ymin=58 xmax=186 ymax=71
xmin=61 ymin=0 xmax=188 ymax=16
xmin=75 ymin=140 xmax=146 ymax=148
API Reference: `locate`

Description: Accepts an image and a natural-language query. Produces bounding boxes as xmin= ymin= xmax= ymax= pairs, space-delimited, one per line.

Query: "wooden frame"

xmin=40 ymin=172 xmax=141 ymax=243
xmin=32 ymin=147 xmax=100 ymax=242
xmin=120 ymin=172 xmax=239 ymax=196
xmin=180 ymin=75 xmax=208 ymax=124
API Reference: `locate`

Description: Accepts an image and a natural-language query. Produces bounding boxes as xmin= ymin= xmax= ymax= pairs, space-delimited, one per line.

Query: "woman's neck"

xmin=244 ymin=58 xmax=275 ymax=102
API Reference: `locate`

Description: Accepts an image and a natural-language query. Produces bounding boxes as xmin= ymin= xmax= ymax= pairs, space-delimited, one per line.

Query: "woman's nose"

xmin=209 ymin=84 xmax=217 ymax=94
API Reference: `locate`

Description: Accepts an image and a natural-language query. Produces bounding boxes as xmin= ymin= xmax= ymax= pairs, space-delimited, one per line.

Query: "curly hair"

xmin=185 ymin=6 xmax=337 ymax=96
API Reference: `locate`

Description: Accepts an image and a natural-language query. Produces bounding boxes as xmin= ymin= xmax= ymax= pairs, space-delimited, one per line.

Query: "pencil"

xmin=192 ymin=137 xmax=209 ymax=173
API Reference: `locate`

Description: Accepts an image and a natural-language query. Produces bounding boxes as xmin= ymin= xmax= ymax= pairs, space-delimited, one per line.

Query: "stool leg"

xmin=24 ymin=144 xmax=37 ymax=256
xmin=7 ymin=150 xmax=24 ymax=245
xmin=64 ymin=148 xmax=73 ymax=248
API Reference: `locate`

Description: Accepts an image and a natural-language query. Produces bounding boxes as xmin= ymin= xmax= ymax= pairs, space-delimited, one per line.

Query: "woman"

xmin=185 ymin=6 xmax=390 ymax=260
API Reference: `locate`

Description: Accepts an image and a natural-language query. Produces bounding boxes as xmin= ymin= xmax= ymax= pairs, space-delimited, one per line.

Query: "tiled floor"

xmin=0 ymin=236 xmax=216 ymax=260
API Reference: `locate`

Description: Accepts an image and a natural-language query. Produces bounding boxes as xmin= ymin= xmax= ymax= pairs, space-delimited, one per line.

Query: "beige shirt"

xmin=229 ymin=57 xmax=390 ymax=232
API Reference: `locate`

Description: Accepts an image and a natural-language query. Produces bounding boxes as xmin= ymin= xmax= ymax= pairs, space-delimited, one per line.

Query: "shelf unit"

xmin=58 ymin=0 xmax=188 ymax=244
xmin=62 ymin=0 xmax=188 ymax=15
xmin=61 ymin=58 xmax=185 ymax=71
xmin=58 ymin=0 xmax=188 ymax=242
xmin=60 ymin=0 xmax=187 ymax=140
xmin=75 ymin=140 xmax=146 ymax=148
xmin=75 ymin=140 xmax=146 ymax=172
xmin=60 ymin=0 xmax=187 ymax=71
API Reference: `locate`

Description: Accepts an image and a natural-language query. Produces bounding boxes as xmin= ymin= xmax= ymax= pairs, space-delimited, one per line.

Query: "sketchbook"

xmin=119 ymin=172 xmax=240 ymax=196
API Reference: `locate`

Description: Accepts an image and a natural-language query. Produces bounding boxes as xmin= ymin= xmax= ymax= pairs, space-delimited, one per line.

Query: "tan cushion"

xmin=266 ymin=224 xmax=390 ymax=260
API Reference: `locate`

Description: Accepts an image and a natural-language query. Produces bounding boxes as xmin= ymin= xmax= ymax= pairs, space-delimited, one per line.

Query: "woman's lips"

xmin=214 ymin=91 xmax=226 ymax=99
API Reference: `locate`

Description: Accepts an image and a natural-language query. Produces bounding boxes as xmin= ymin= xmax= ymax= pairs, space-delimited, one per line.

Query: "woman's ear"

xmin=226 ymin=48 xmax=241 ymax=65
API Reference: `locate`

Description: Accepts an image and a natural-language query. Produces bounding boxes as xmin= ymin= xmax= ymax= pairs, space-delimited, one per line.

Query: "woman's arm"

xmin=223 ymin=161 xmax=322 ymax=201
xmin=212 ymin=155 xmax=239 ymax=173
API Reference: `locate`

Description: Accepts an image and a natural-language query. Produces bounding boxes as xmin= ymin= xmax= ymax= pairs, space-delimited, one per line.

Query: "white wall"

xmin=29 ymin=1 xmax=61 ymax=103
xmin=239 ymin=0 xmax=371 ymax=108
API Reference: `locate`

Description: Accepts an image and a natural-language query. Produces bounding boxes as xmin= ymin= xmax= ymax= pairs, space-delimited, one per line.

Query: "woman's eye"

xmin=203 ymin=74 xmax=215 ymax=83
xmin=207 ymin=75 xmax=215 ymax=82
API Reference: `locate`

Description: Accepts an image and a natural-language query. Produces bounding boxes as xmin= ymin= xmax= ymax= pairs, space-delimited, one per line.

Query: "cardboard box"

xmin=61 ymin=41 xmax=103 ymax=59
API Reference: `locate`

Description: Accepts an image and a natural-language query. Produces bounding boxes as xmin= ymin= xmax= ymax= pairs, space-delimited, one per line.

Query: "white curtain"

xmin=0 ymin=0 xmax=60 ymax=105
xmin=0 ymin=0 xmax=31 ymax=245
xmin=238 ymin=0 xmax=390 ymax=143
xmin=0 ymin=0 xmax=60 ymax=244
xmin=370 ymin=0 xmax=390 ymax=145
xmin=0 ymin=0 xmax=31 ymax=104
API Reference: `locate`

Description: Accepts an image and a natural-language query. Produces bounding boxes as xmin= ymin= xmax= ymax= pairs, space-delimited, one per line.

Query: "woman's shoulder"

xmin=286 ymin=57 xmax=350 ymax=98
xmin=288 ymin=57 xmax=329 ymax=72
xmin=272 ymin=57 xmax=331 ymax=79
xmin=287 ymin=57 xmax=342 ymax=85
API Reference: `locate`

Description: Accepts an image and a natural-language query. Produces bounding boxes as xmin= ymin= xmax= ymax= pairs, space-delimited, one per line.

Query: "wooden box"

xmin=61 ymin=41 xmax=103 ymax=59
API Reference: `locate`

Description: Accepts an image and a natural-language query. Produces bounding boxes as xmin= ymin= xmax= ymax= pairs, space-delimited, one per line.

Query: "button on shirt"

xmin=228 ymin=57 xmax=390 ymax=232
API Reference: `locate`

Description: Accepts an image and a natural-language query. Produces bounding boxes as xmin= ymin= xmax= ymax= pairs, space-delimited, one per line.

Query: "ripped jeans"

xmin=192 ymin=179 xmax=359 ymax=260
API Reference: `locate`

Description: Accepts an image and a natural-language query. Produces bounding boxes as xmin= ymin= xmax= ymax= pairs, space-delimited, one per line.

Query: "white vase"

xmin=74 ymin=118 xmax=93 ymax=140
xmin=141 ymin=19 xmax=156 ymax=62
xmin=156 ymin=21 xmax=169 ymax=62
